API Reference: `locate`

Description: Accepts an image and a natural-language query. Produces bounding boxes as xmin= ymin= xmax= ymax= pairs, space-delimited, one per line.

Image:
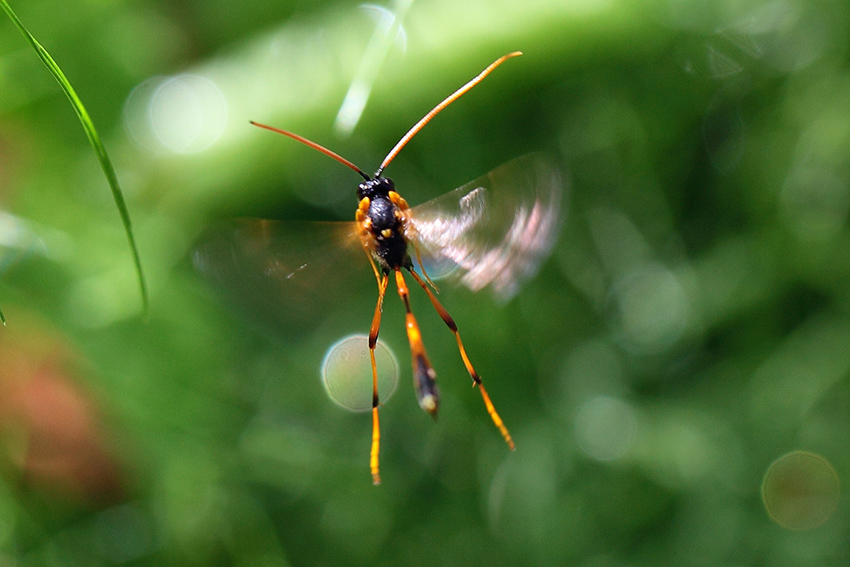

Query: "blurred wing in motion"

xmin=193 ymin=154 xmax=564 ymax=329
xmin=193 ymin=219 xmax=367 ymax=330
xmin=410 ymin=153 xmax=564 ymax=301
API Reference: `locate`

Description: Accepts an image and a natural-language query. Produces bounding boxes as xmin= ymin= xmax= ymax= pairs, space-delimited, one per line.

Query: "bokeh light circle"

xmin=321 ymin=335 xmax=398 ymax=412
xmin=123 ymin=74 xmax=228 ymax=154
xmin=574 ymin=396 xmax=637 ymax=461
xmin=610 ymin=264 xmax=690 ymax=354
xmin=762 ymin=451 xmax=840 ymax=530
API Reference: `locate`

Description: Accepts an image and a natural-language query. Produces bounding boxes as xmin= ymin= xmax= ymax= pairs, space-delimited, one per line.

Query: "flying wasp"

xmin=195 ymin=52 xmax=563 ymax=484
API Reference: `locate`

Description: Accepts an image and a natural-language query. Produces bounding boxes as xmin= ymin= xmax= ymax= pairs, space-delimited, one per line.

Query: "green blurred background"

xmin=2 ymin=0 xmax=850 ymax=564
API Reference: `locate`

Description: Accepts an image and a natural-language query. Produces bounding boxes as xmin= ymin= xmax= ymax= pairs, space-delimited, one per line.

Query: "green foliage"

xmin=2 ymin=0 xmax=850 ymax=566
xmin=1 ymin=0 xmax=147 ymax=317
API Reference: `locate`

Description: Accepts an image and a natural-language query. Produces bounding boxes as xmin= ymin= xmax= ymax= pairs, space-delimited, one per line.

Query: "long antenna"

xmin=376 ymin=51 xmax=522 ymax=176
xmin=250 ymin=120 xmax=370 ymax=181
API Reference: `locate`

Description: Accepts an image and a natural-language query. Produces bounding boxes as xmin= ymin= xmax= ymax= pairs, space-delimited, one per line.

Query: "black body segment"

xmin=248 ymin=53 xmax=524 ymax=484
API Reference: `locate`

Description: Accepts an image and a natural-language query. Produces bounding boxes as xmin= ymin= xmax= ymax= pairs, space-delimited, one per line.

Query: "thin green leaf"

xmin=1 ymin=0 xmax=149 ymax=317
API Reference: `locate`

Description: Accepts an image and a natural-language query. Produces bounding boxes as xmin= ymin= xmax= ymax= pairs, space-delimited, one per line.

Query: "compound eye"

xmin=357 ymin=182 xmax=370 ymax=200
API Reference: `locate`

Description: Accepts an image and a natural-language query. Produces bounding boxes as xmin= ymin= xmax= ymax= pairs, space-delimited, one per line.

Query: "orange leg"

xmin=407 ymin=269 xmax=515 ymax=450
xmin=356 ymin=199 xmax=382 ymax=287
xmin=389 ymin=190 xmax=439 ymax=293
xmin=394 ymin=269 xmax=440 ymax=416
xmin=410 ymin=238 xmax=439 ymax=293
xmin=368 ymin=273 xmax=389 ymax=485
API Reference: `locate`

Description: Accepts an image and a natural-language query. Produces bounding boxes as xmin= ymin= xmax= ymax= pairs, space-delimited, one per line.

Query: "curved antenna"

xmin=250 ymin=121 xmax=370 ymax=181
xmin=376 ymin=51 xmax=522 ymax=176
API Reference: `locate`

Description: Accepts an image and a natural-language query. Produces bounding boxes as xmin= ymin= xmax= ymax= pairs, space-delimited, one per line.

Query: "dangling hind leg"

xmin=407 ymin=269 xmax=515 ymax=450
xmin=368 ymin=273 xmax=389 ymax=485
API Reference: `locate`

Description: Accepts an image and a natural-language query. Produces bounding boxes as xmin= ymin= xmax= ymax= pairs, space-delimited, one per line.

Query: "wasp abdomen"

xmin=414 ymin=353 xmax=439 ymax=417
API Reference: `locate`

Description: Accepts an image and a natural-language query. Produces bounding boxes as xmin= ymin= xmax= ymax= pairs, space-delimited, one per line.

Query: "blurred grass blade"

xmin=0 ymin=305 xmax=5 ymax=325
xmin=1 ymin=0 xmax=149 ymax=317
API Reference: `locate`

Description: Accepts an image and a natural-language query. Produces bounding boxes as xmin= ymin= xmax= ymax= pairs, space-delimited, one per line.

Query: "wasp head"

xmin=357 ymin=176 xmax=395 ymax=201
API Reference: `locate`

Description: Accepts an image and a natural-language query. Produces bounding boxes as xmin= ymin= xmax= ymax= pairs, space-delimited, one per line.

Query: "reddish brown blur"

xmin=0 ymin=317 xmax=123 ymax=504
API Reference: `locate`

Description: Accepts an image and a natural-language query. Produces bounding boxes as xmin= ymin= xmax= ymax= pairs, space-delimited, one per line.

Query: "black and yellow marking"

xmin=251 ymin=52 xmax=522 ymax=484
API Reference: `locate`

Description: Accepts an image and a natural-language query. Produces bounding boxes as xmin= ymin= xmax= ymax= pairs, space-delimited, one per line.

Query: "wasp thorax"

xmin=367 ymin=195 xmax=400 ymax=234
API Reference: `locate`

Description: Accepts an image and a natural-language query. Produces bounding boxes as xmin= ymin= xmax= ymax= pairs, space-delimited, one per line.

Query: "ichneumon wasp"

xmin=196 ymin=52 xmax=562 ymax=484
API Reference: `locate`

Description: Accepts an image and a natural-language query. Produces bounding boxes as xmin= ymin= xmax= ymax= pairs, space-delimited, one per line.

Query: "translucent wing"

xmin=193 ymin=218 xmax=370 ymax=330
xmin=410 ymin=153 xmax=564 ymax=301
xmin=193 ymin=154 xmax=564 ymax=327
